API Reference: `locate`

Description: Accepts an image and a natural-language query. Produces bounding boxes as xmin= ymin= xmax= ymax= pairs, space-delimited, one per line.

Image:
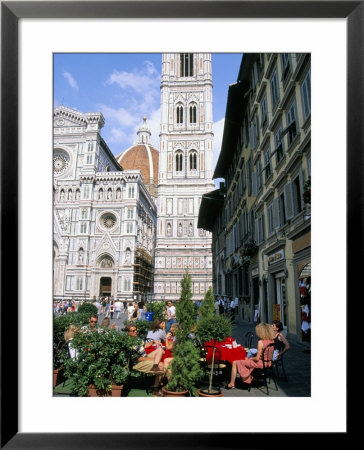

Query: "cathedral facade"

xmin=53 ymin=106 xmax=157 ymax=302
xmin=153 ymin=53 xmax=215 ymax=301
xmin=53 ymin=53 xmax=215 ymax=303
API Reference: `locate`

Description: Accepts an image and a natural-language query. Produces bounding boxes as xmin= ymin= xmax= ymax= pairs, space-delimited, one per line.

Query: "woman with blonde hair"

xmin=163 ymin=323 xmax=180 ymax=378
xmin=64 ymin=324 xmax=80 ymax=360
xmin=227 ymin=322 xmax=275 ymax=389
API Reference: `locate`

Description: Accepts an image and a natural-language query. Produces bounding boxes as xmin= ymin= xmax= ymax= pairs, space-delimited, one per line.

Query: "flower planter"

xmin=198 ymin=387 xmax=223 ymax=397
xmin=88 ymin=384 xmax=124 ymax=397
xmin=53 ymin=367 xmax=64 ymax=387
xmin=161 ymin=387 xmax=188 ymax=397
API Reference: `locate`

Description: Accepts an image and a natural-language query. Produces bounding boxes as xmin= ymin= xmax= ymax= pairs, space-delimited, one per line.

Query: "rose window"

xmin=102 ymin=214 xmax=116 ymax=229
xmin=53 ymin=153 xmax=70 ymax=175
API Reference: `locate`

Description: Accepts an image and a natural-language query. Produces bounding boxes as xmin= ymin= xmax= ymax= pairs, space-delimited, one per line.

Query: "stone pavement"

xmin=219 ymin=315 xmax=311 ymax=397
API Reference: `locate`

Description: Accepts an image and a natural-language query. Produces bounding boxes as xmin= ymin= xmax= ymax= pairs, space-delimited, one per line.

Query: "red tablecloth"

xmin=145 ymin=344 xmax=172 ymax=362
xmin=205 ymin=339 xmax=246 ymax=364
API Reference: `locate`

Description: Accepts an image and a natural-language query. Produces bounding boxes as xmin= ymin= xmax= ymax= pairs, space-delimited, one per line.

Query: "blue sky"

xmin=53 ymin=53 xmax=243 ymax=170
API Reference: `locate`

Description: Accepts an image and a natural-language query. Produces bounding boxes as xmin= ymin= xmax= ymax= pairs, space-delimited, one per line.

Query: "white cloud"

xmin=63 ymin=71 xmax=78 ymax=91
xmin=98 ymin=105 xmax=138 ymax=128
xmin=107 ymin=127 xmax=128 ymax=144
xmin=100 ymin=61 xmax=162 ymax=151
xmin=107 ymin=60 xmax=160 ymax=95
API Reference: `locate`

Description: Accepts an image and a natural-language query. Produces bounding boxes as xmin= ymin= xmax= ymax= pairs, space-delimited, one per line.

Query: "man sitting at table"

xmin=125 ymin=323 xmax=165 ymax=396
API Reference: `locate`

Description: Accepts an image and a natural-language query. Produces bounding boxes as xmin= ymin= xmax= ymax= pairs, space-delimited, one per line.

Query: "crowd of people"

xmin=54 ymin=296 xmax=147 ymax=320
xmin=54 ymin=299 xmax=81 ymax=315
xmin=214 ymin=296 xmax=239 ymax=320
xmin=61 ymin=297 xmax=290 ymax=396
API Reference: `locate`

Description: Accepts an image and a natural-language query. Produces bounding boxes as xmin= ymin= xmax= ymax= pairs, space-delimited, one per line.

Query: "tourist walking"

xmin=138 ymin=299 xmax=145 ymax=320
xmin=165 ymin=300 xmax=176 ymax=333
xmin=115 ymin=299 xmax=122 ymax=319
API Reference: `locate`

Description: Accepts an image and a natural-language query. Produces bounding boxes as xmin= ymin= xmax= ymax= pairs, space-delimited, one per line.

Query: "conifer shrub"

xmin=164 ymin=270 xmax=203 ymax=395
xmin=198 ymin=287 xmax=215 ymax=321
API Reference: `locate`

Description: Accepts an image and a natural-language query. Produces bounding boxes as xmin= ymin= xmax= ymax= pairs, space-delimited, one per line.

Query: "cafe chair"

xmin=204 ymin=345 xmax=228 ymax=386
xmin=244 ymin=331 xmax=254 ymax=349
xmin=273 ymin=353 xmax=288 ymax=380
xmin=248 ymin=343 xmax=278 ymax=396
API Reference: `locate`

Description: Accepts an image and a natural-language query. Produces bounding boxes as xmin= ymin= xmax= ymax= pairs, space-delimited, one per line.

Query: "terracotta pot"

xmin=198 ymin=388 xmax=223 ymax=397
xmin=88 ymin=384 xmax=124 ymax=397
xmin=53 ymin=367 xmax=64 ymax=387
xmin=161 ymin=387 xmax=188 ymax=397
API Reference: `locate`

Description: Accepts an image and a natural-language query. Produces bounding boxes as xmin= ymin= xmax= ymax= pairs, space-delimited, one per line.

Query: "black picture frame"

xmin=1 ymin=1 xmax=358 ymax=448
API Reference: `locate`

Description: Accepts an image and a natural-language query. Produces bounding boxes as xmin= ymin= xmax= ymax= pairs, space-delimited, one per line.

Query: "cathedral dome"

xmin=115 ymin=117 xmax=159 ymax=197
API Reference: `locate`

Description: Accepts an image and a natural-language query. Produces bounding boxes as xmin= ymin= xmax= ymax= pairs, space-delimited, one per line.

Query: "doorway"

xmin=100 ymin=277 xmax=112 ymax=297
xmin=274 ymin=273 xmax=287 ymax=328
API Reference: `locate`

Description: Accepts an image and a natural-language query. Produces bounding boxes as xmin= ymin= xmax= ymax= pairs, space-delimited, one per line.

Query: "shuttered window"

xmin=271 ymin=69 xmax=279 ymax=107
xmin=301 ymin=69 xmax=311 ymax=120
xmin=284 ymin=182 xmax=294 ymax=220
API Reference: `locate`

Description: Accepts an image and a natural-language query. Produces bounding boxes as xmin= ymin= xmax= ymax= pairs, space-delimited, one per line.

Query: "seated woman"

xmin=146 ymin=319 xmax=167 ymax=344
xmin=272 ymin=320 xmax=290 ymax=360
xmin=163 ymin=323 xmax=179 ymax=378
xmin=64 ymin=324 xmax=80 ymax=360
xmin=227 ymin=322 xmax=275 ymax=388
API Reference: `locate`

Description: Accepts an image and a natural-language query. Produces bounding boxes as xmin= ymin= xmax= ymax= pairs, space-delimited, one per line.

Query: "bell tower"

xmin=154 ymin=53 xmax=215 ymax=301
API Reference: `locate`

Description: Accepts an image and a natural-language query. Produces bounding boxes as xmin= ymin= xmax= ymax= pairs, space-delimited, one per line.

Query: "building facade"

xmin=199 ymin=53 xmax=311 ymax=343
xmin=53 ymin=106 xmax=157 ymax=302
xmin=153 ymin=53 xmax=215 ymax=301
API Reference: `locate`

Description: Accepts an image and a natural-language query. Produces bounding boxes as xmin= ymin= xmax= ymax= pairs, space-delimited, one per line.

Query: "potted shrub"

xmin=64 ymin=328 xmax=134 ymax=396
xmin=53 ymin=311 xmax=90 ymax=387
xmin=162 ymin=271 xmax=203 ymax=397
xmin=162 ymin=339 xmax=203 ymax=397
xmin=198 ymin=287 xmax=215 ymax=321
xmin=195 ymin=314 xmax=232 ymax=396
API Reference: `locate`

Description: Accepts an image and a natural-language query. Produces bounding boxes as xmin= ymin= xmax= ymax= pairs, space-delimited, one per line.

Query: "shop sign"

xmin=273 ymin=303 xmax=280 ymax=321
xmin=268 ymin=249 xmax=284 ymax=265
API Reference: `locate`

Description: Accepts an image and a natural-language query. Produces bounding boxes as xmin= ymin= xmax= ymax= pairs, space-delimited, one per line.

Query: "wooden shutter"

xmin=252 ymin=170 xmax=257 ymax=196
xmin=249 ymin=126 xmax=254 ymax=150
xmin=273 ymin=197 xmax=280 ymax=229
xmin=284 ymin=182 xmax=294 ymax=220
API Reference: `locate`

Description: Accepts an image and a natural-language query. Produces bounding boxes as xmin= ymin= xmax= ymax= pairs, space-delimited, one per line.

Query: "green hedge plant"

xmin=64 ymin=328 xmax=135 ymax=397
xmin=77 ymin=302 xmax=98 ymax=316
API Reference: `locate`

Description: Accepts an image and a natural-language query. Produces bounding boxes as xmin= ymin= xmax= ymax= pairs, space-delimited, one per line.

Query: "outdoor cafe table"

xmin=204 ymin=339 xmax=247 ymax=364
xmin=145 ymin=343 xmax=172 ymax=362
